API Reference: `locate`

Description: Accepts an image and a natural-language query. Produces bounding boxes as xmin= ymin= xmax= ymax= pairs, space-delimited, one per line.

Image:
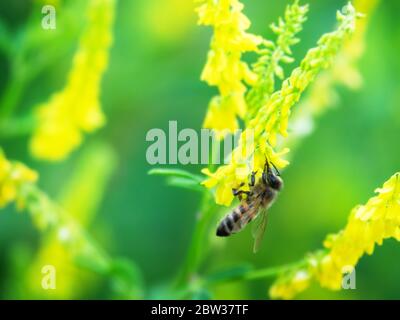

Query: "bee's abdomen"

xmin=216 ymin=205 xmax=247 ymax=237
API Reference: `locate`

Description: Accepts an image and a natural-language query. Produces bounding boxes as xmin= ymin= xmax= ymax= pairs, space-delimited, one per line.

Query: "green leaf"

xmin=149 ymin=168 xmax=207 ymax=192
xmin=149 ymin=168 xmax=203 ymax=181
xmin=166 ymin=177 xmax=204 ymax=192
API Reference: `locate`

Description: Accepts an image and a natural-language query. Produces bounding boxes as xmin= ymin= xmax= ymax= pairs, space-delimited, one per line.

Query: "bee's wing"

xmin=251 ymin=207 xmax=269 ymax=253
xmin=239 ymin=198 xmax=262 ymax=228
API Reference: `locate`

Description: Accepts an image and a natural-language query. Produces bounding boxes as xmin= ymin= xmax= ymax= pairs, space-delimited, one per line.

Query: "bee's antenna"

xmin=264 ymin=154 xmax=271 ymax=172
xmin=271 ymin=162 xmax=280 ymax=176
xmin=264 ymin=154 xmax=280 ymax=177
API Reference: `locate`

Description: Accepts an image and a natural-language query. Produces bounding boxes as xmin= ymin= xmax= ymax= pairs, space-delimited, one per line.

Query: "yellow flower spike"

xmin=246 ymin=1 xmax=309 ymax=120
xmin=0 ymin=150 xmax=38 ymax=209
xmin=30 ymin=0 xmax=115 ymax=161
xmin=197 ymin=0 xmax=262 ymax=135
xmin=256 ymin=2 xmax=357 ymax=141
xmin=270 ymin=173 xmax=400 ymax=299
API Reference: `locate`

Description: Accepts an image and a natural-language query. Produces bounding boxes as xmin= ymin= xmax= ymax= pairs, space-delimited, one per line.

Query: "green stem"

xmin=206 ymin=260 xmax=308 ymax=285
xmin=0 ymin=71 xmax=27 ymax=119
xmin=0 ymin=114 xmax=36 ymax=138
xmin=175 ymin=192 xmax=215 ymax=287
xmin=244 ymin=261 xmax=306 ymax=281
xmin=175 ymin=141 xmax=222 ymax=288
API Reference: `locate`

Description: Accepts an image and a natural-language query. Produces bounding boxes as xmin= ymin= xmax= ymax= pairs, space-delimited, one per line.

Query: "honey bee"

xmin=216 ymin=158 xmax=283 ymax=252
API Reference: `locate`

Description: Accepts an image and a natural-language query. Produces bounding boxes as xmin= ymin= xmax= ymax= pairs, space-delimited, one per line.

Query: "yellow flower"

xmin=314 ymin=254 xmax=343 ymax=290
xmin=30 ymin=0 xmax=115 ymax=161
xmin=197 ymin=0 xmax=262 ymax=135
xmin=0 ymin=150 xmax=38 ymax=208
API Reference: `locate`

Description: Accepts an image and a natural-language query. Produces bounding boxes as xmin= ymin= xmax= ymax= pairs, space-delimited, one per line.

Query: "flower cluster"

xmin=251 ymin=3 xmax=358 ymax=147
xmin=246 ymin=1 xmax=309 ymax=120
xmin=0 ymin=150 xmax=38 ymax=208
xmin=29 ymin=0 xmax=115 ymax=161
xmin=202 ymin=3 xmax=359 ymax=206
xmin=197 ymin=0 xmax=262 ymax=135
xmin=270 ymin=172 xmax=400 ymax=299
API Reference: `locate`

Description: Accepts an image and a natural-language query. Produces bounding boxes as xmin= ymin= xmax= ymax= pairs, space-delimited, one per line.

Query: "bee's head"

xmin=262 ymin=158 xmax=283 ymax=190
xmin=269 ymin=173 xmax=283 ymax=191
xmin=262 ymin=170 xmax=283 ymax=191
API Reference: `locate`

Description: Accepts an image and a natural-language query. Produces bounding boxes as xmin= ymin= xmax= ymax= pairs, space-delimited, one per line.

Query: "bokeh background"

xmin=0 ymin=0 xmax=400 ymax=299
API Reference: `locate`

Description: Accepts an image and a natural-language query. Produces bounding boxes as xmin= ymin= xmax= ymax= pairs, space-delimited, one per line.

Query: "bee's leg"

xmin=262 ymin=171 xmax=268 ymax=185
xmin=249 ymin=171 xmax=257 ymax=187
xmin=232 ymin=189 xmax=250 ymax=197
xmin=232 ymin=182 xmax=252 ymax=200
xmin=232 ymin=188 xmax=251 ymax=201
xmin=262 ymin=156 xmax=274 ymax=184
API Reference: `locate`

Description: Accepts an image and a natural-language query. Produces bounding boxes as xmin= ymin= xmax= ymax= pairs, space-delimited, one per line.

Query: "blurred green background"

xmin=0 ymin=0 xmax=400 ymax=299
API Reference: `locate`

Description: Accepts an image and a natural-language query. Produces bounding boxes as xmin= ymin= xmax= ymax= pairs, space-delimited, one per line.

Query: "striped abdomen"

xmin=216 ymin=203 xmax=256 ymax=237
